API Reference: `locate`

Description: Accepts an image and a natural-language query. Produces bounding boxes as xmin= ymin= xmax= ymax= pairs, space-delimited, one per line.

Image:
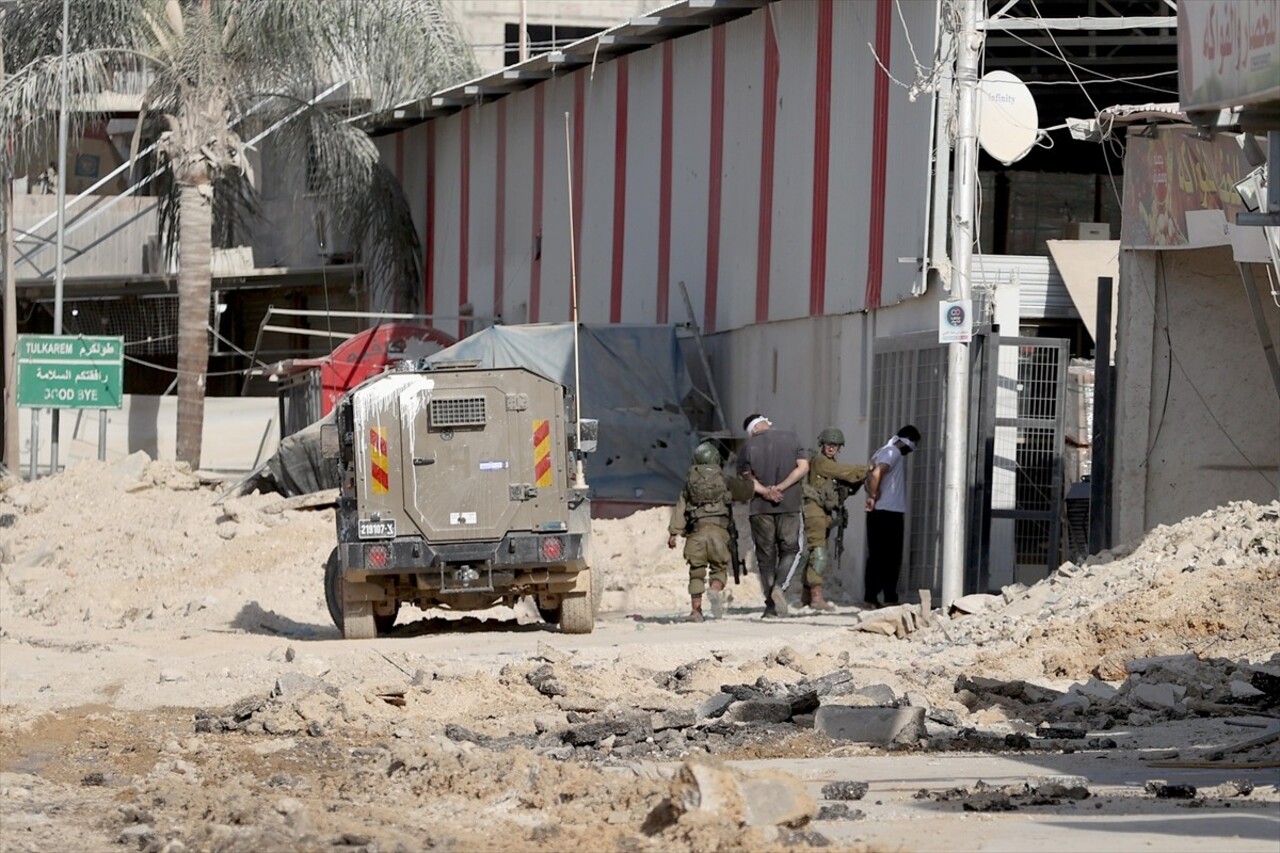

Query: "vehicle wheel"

xmin=559 ymin=569 xmax=594 ymax=634
xmin=324 ymin=548 xmax=343 ymax=630
xmin=342 ymin=582 xmax=377 ymax=640
xmin=537 ymin=602 xmax=562 ymax=624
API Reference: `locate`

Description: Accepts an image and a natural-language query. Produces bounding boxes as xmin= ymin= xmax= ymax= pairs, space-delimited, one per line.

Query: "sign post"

xmin=16 ymin=335 xmax=124 ymax=476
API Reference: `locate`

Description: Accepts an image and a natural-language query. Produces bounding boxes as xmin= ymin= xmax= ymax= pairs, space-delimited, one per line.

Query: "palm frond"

xmin=2 ymin=0 xmax=160 ymax=70
xmin=229 ymin=0 xmax=477 ymax=113
xmin=278 ymin=108 xmax=421 ymax=310
xmin=0 ymin=50 xmax=116 ymax=174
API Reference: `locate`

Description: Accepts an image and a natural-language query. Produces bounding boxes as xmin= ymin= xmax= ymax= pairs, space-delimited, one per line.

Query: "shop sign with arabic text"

xmin=1121 ymin=127 xmax=1251 ymax=248
xmin=1179 ymin=0 xmax=1280 ymax=111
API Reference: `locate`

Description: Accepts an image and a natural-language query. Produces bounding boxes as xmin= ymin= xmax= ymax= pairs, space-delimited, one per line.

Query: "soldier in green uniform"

xmin=667 ymin=441 xmax=739 ymax=623
xmin=800 ymin=428 xmax=868 ymax=611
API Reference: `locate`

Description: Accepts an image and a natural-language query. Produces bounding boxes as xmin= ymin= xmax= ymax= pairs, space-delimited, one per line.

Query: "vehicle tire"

xmin=324 ymin=548 xmax=343 ymax=630
xmin=342 ymin=582 xmax=377 ymax=640
xmin=536 ymin=600 xmax=562 ymax=625
xmin=559 ymin=569 xmax=594 ymax=634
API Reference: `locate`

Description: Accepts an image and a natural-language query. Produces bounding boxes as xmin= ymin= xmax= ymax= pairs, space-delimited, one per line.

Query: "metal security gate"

xmin=970 ymin=336 xmax=1068 ymax=591
xmin=870 ymin=336 xmax=946 ymax=598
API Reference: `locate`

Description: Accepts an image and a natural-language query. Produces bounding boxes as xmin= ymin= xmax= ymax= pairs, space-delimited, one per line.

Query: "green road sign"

xmin=17 ymin=335 xmax=124 ymax=410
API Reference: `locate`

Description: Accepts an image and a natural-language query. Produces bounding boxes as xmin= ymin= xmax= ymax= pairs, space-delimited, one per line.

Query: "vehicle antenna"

xmin=564 ymin=111 xmax=588 ymax=490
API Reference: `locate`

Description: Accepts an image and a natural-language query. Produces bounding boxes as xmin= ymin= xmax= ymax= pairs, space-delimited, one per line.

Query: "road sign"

xmin=17 ymin=335 xmax=124 ymax=409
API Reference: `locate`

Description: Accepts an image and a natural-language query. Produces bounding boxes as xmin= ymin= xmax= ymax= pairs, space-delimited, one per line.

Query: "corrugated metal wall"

xmin=385 ymin=0 xmax=937 ymax=335
xmin=971 ymin=254 xmax=1081 ymax=321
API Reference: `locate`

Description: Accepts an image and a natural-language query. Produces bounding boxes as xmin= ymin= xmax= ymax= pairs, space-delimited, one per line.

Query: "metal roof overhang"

xmin=362 ymin=0 xmax=771 ymax=135
xmin=20 ymin=264 xmax=361 ymax=301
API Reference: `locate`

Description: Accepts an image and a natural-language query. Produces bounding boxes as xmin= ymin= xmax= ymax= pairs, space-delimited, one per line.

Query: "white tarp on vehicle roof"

xmin=428 ymin=323 xmax=698 ymax=505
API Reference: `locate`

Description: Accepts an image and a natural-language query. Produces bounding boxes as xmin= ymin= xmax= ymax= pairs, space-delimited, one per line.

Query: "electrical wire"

xmin=1028 ymin=1 xmax=1099 ymax=112
xmin=1022 ymin=1 xmax=1126 ymax=211
xmin=870 ymin=0 xmax=957 ymax=101
xmin=1142 ymin=252 xmax=1174 ymax=466
xmin=124 ymin=353 xmax=249 ymax=378
xmin=1138 ymin=254 xmax=1275 ymax=489
xmin=997 ymin=28 xmax=1179 ymax=95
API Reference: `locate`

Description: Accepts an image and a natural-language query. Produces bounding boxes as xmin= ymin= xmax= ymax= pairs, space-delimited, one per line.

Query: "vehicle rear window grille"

xmin=431 ymin=396 xmax=486 ymax=427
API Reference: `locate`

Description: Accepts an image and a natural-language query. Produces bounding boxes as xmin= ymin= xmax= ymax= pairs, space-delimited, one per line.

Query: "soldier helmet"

xmin=817 ymin=428 xmax=845 ymax=447
xmin=693 ymin=441 xmax=721 ymax=465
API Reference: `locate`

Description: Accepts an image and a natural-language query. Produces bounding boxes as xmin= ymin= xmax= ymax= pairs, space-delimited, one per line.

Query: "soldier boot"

xmin=809 ymin=584 xmax=836 ymax=611
xmin=707 ymin=579 xmax=726 ymax=619
xmin=685 ymin=595 xmax=705 ymax=623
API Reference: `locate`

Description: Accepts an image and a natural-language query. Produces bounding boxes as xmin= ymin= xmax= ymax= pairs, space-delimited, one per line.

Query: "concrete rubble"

xmin=2 ymin=453 xmax=1278 ymax=852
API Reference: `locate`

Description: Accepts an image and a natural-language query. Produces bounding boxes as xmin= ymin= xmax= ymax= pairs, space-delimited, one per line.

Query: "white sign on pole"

xmin=939 ymin=299 xmax=972 ymax=344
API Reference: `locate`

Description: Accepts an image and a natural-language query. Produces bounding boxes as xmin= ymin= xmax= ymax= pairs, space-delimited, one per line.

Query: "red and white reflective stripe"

xmin=370 ymin=427 xmax=390 ymax=494
xmin=533 ymin=419 xmax=552 ymax=487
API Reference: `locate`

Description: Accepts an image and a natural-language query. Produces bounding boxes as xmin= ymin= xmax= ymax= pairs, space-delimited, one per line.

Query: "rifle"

xmin=831 ymin=481 xmax=854 ymax=570
xmin=728 ymin=516 xmax=744 ymax=584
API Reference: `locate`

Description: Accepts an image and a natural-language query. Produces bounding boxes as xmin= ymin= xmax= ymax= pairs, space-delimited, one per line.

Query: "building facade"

xmin=376 ymin=0 xmax=942 ymax=598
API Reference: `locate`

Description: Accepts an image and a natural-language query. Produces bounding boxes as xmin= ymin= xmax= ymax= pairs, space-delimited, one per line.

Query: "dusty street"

xmin=1 ymin=457 xmax=1277 ymax=852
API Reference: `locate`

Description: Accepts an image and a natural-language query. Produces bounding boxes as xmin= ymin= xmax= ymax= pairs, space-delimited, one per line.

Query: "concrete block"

xmin=1072 ymin=678 xmax=1119 ymax=703
xmin=813 ymin=705 xmax=925 ymax=745
xmin=788 ymin=691 xmax=820 ymax=716
xmin=1129 ymin=682 xmax=1186 ymax=711
xmin=273 ymin=672 xmax=332 ymax=700
xmin=1050 ymin=694 xmax=1090 ymax=713
xmin=950 ymin=593 xmax=1001 ymax=615
xmin=653 ymin=709 xmax=696 ymax=731
xmin=728 ymin=699 xmax=793 ymax=724
xmin=1228 ymin=680 xmax=1264 ymax=700
xmin=1124 ymin=654 xmax=1188 ymax=674
xmin=1029 ymin=775 xmax=1091 ymax=800
xmin=696 ymin=694 xmax=734 ymax=720
xmin=853 ymin=683 xmax=897 ymax=705
xmin=674 ymin=762 xmax=815 ymax=828
xmin=803 ymin=670 xmax=854 ymax=696
xmin=112 ymin=450 xmax=152 ymax=489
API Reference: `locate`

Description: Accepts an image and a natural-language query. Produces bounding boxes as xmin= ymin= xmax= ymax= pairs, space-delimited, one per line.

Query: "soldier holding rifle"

xmin=800 ymin=428 xmax=868 ymax=611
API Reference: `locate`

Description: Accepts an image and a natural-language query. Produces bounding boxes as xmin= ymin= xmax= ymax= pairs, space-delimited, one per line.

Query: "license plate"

xmin=358 ymin=519 xmax=396 ymax=539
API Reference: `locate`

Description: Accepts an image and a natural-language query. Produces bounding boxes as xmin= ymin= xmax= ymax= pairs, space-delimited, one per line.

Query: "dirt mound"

xmin=0 ymin=455 xmax=334 ymax=635
xmin=947 ymin=500 xmax=1280 ymax=682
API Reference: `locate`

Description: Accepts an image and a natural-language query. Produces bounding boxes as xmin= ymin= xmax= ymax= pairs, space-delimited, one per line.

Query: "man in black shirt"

xmin=736 ymin=413 xmax=809 ymax=617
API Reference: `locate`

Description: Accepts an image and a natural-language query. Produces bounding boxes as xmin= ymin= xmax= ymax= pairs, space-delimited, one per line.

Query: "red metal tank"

xmin=274 ymin=323 xmax=457 ymax=436
xmin=320 ymin=323 xmax=457 ymax=414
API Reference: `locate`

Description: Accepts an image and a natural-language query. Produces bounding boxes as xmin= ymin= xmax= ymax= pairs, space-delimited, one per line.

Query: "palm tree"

xmin=0 ymin=0 xmax=476 ymax=467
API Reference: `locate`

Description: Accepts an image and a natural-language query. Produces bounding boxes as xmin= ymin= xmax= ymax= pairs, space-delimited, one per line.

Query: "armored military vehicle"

xmin=322 ymin=362 xmax=598 ymax=638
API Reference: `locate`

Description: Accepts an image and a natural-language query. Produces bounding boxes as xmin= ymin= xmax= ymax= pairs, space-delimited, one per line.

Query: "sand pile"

xmin=590 ymin=506 xmax=764 ymax=614
xmin=0 ymin=455 xmax=334 ymax=635
xmin=0 ymin=458 xmax=770 ymax=640
xmin=919 ymin=500 xmax=1280 ymax=683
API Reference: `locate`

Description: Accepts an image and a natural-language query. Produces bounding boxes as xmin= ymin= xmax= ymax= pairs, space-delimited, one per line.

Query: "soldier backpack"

xmin=686 ymin=463 xmax=726 ymax=507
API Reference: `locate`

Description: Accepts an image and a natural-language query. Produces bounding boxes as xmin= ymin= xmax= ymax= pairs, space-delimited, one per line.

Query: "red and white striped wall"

xmin=382 ymin=0 xmax=937 ymax=335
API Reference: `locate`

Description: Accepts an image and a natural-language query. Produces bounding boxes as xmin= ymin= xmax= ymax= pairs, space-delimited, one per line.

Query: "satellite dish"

xmin=977 ymin=70 xmax=1039 ymax=166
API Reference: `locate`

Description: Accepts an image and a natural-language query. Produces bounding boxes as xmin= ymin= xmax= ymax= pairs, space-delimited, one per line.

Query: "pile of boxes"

xmin=1064 ymin=360 xmax=1095 ymax=489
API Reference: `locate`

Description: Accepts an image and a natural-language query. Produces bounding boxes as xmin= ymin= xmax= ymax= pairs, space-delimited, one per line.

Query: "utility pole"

xmin=518 ymin=0 xmax=529 ymax=63
xmin=50 ymin=0 xmax=69 ymax=474
xmin=940 ymin=0 xmax=984 ymax=609
xmin=1 ymin=6 xmax=18 ymax=472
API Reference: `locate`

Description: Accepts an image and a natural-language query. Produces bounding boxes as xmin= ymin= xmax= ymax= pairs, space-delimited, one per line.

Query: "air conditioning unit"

xmin=1062 ymin=222 xmax=1110 ymax=241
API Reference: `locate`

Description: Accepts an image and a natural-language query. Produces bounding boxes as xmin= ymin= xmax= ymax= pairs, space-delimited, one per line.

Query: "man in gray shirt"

xmin=737 ymin=413 xmax=809 ymax=617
